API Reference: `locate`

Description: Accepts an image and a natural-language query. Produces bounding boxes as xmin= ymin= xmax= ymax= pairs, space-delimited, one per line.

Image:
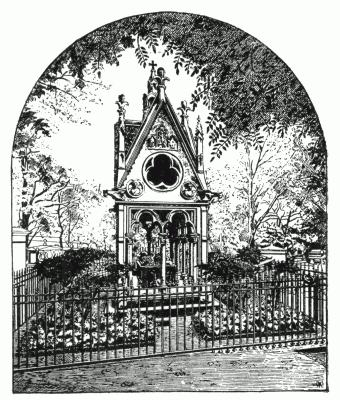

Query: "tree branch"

xmin=34 ymin=179 xmax=69 ymax=203
xmin=39 ymin=82 xmax=79 ymax=102
xmin=254 ymin=190 xmax=286 ymax=231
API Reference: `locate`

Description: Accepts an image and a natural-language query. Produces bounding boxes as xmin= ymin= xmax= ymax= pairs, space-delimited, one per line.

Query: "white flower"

xmin=83 ymin=321 xmax=91 ymax=330
xmin=100 ymin=334 xmax=107 ymax=343
xmin=64 ymin=330 xmax=73 ymax=338
xmin=83 ymin=333 xmax=91 ymax=342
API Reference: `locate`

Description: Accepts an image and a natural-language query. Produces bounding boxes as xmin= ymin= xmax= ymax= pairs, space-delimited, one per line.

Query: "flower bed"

xmin=193 ymin=304 xmax=315 ymax=339
xmin=19 ymin=303 xmax=157 ymax=356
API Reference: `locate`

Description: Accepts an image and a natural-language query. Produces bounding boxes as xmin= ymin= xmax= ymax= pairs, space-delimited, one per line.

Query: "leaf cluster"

xmin=35 ymin=247 xmax=116 ymax=284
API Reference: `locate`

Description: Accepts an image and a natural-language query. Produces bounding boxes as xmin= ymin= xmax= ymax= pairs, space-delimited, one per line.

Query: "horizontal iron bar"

xmin=13 ymin=336 xmax=327 ymax=373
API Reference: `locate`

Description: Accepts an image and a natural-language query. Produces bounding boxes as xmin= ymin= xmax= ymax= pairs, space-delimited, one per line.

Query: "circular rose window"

xmin=143 ymin=153 xmax=183 ymax=191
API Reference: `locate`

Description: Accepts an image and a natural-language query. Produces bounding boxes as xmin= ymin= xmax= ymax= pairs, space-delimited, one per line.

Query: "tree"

xmin=12 ymin=59 xmax=111 ymax=245
xmin=44 ymin=184 xmax=99 ymax=248
xmin=236 ymin=124 xmax=297 ymax=247
xmin=24 ymin=13 xmax=326 ymax=212
xmin=13 ymin=110 xmax=51 ymax=229
xmin=12 ymin=119 xmax=70 ymax=245
xmin=14 ymin=12 xmax=326 ymax=251
xmin=276 ymin=133 xmax=327 ymax=251
xmin=298 ymin=135 xmax=327 ymax=248
xmin=23 ymin=14 xmax=323 ymax=150
xmin=72 ymin=196 xmax=116 ymax=251
xmin=207 ymin=168 xmax=249 ymax=253
xmin=207 ymin=123 xmax=321 ymax=251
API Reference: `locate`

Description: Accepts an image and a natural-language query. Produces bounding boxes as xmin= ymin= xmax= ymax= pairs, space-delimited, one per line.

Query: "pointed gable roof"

xmin=117 ymin=93 xmax=206 ymax=190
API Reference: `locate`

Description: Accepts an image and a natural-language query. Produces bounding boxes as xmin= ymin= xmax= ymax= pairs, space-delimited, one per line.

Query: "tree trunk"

xmin=20 ymin=155 xmax=31 ymax=229
xmin=247 ymin=149 xmax=256 ymax=248
xmin=67 ymin=216 xmax=71 ymax=247
xmin=57 ymin=193 xmax=64 ymax=249
xmin=21 ymin=212 xmax=30 ymax=230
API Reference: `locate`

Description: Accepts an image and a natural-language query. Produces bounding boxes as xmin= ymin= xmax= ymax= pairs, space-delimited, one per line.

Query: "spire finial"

xmin=147 ymin=65 xmax=170 ymax=103
xmin=116 ymin=94 xmax=129 ymax=124
xmin=177 ymin=100 xmax=192 ymax=134
xmin=155 ymin=67 xmax=169 ymax=101
xmin=155 ymin=67 xmax=170 ymax=88
xmin=178 ymin=100 xmax=192 ymax=124
xmin=147 ymin=61 xmax=158 ymax=103
xmin=195 ymin=115 xmax=204 ymax=173
xmin=195 ymin=116 xmax=203 ymax=141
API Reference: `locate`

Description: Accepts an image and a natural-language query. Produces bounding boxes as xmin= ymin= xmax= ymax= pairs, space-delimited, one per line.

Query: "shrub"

xmin=35 ymin=248 xmax=116 ymax=285
xmin=202 ymin=250 xmax=256 ymax=282
xmin=237 ymin=244 xmax=262 ymax=264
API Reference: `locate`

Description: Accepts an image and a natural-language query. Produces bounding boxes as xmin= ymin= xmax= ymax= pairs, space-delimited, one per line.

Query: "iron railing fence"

xmin=13 ymin=267 xmax=55 ymax=293
xmin=13 ymin=259 xmax=326 ymax=292
xmin=294 ymin=260 xmax=327 ymax=274
xmin=12 ymin=261 xmax=114 ymax=330
xmin=13 ymin=257 xmax=116 ymax=290
xmin=13 ymin=269 xmax=327 ymax=371
xmin=13 ymin=270 xmax=64 ymax=331
xmin=12 ymin=260 xmax=326 ymax=330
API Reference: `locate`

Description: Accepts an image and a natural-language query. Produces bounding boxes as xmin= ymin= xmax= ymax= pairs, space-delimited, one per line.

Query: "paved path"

xmin=13 ymin=347 xmax=327 ymax=392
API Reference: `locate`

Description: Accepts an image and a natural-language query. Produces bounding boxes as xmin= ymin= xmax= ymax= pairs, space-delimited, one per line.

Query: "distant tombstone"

xmin=131 ymin=274 xmax=139 ymax=288
xmin=261 ymin=244 xmax=286 ymax=262
xmin=28 ymin=249 xmax=38 ymax=265
xmin=12 ymin=227 xmax=29 ymax=272
xmin=309 ymin=249 xmax=324 ymax=260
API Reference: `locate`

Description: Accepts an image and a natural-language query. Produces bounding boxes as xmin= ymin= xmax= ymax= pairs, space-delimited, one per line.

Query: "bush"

xmin=237 ymin=244 xmax=262 ymax=264
xmin=35 ymin=248 xmax=116 ymax=284
xmin=202 ymin=250 xmax=257 ymax=282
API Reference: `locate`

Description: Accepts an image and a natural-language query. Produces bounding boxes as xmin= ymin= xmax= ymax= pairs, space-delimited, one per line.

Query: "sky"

xmin=44 ymin=45 xmax=224 ymax=190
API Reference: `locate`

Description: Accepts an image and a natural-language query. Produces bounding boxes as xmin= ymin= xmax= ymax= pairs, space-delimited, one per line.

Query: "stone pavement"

xmin=13 ymin=347 xmax=327 ymax=392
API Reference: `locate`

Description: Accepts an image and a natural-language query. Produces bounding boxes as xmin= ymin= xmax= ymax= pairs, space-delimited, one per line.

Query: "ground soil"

xmin=13 ymin=347 xmax=327 ymax=392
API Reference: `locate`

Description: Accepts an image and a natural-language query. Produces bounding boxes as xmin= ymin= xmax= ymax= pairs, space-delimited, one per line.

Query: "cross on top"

xmin=149 ymin=60 xmax=157 ymax=70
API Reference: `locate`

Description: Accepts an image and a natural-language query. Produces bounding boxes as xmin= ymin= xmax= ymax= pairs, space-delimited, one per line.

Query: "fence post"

xmin=211 ymin=284 xmax=215 ymax=349
xmin=16 ymin=285 xmax=21 ymax=367
xmin=24 ymin=288 xmax=29 ymax=368
xmin=313 ymin=276 xmax=320 ymax=325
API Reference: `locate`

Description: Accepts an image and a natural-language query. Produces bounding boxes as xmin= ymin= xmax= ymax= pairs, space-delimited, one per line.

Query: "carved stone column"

xmin=175 ymin=240 xmax=179 ymax=273
xmin=201 ymin=206 xmax=208 ymax=265
xmin=115 ymin=95 xmax=129 ymax=186
xmin=181 ymin=238 xmax=186 ymax=275
xmin=189 ymin=234 xmax=199 ymax=282
xmin=178 ymin=240 xmax=181 ymax=274
xmin=117 ymin=204 xmax=125 ymax=265
xmin=159 ymin=233 xmax=168 ymax=285
xmin=125 ymin=234 xmax=134 ymax=264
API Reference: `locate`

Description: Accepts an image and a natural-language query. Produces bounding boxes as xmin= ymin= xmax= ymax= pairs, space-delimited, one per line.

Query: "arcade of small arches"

xmin=125 ymin=209 xmax=199 ymax=286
